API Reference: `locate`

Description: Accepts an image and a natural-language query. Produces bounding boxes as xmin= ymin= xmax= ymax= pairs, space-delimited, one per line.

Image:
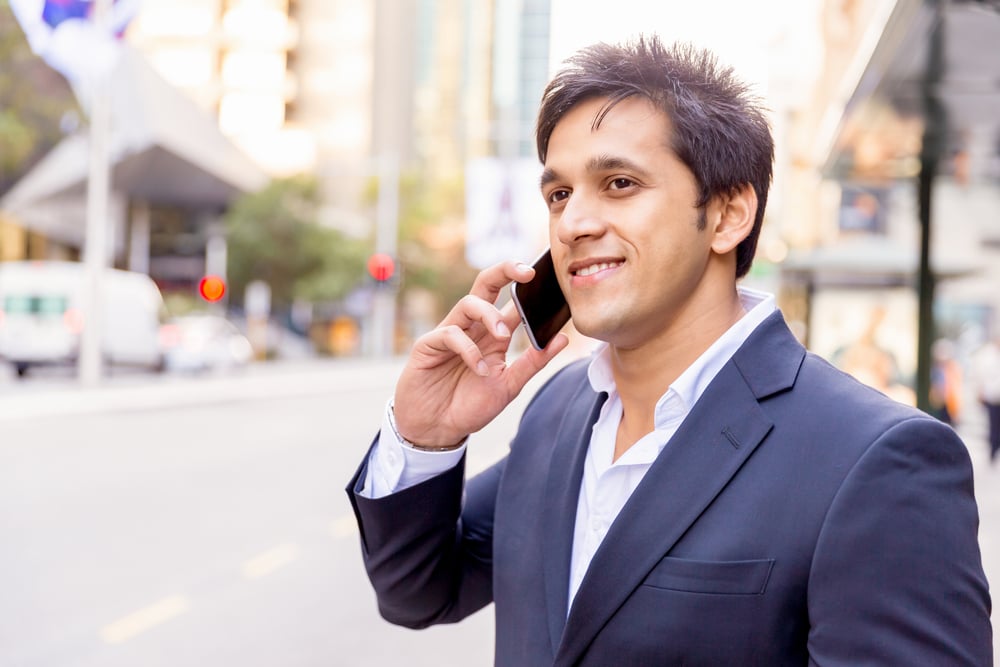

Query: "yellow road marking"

xmin=241 ymin=543 xmax=300 ymax=579
xmin=331 ymin=515 xmax=358 ymax=538
xmin=100 ymin=595 xmax=190 ymax=644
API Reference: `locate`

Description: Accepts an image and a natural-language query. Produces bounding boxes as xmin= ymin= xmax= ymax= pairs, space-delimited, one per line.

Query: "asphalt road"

xmin=0 ymin=358 xmax=512 ymax=667
xmin=1 ymin=356 xmax=999 ymax=665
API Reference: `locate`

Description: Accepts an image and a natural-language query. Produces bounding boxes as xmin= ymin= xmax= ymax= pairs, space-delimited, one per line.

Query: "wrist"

xmin=389 ymin=403 xmax=465 ymax=452
xmin=407 ymin=440 xmax=465 ymax=452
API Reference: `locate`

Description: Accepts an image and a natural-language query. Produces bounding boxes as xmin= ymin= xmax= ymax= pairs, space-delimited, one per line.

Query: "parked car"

xmin=0 ymin=261 xmax=166 ymax=377
xmin=158 ymin=314 xmax=254 ymax=373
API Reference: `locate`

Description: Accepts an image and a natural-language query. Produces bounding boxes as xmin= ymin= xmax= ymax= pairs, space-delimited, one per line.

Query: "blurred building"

xmin=126 ymin=0 xmax=550 ymax=232
xmin=123 ymin=0 xmax=556 ymax=349
xmin=782 ymin=0 xmax=1000 ymax=405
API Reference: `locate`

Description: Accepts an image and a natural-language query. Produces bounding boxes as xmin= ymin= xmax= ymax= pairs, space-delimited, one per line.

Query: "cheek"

xmin=637 ymin=235 xmax=704 ymax=293
xmin=642 ymin=210 xmax=710 ymax=258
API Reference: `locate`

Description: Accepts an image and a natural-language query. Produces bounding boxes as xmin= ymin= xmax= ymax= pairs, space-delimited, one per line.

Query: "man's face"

xmin=540 ymin=96 xmax=718 ymax=350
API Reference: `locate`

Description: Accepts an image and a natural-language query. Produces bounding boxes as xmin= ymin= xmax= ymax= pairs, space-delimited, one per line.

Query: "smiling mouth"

xmin=573 ymin=261 xmax=623 ymax=277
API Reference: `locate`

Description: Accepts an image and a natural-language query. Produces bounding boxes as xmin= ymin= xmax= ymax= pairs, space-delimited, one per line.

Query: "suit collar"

xmin=731 ymin=310 xmax=805 ymax=400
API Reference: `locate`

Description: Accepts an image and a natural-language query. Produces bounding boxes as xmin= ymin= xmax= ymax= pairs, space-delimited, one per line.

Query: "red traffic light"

xmin=367 ymin=253 xmax=395 ymax=282
xmin=198 ymin=275 xmax=226 ymax=302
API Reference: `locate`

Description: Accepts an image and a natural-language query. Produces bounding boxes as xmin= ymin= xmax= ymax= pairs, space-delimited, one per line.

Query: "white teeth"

xmin=575 ymin=261 xmax=622 ymax=277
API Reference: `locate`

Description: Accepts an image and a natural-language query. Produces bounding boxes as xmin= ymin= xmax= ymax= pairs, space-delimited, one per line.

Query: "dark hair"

xmin=535 ymin=36 xmax=774 ymax=279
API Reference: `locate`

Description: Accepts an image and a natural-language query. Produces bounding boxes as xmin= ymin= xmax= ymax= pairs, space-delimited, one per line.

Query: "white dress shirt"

xmin=361 ymin=287 xmax=776 ymax=611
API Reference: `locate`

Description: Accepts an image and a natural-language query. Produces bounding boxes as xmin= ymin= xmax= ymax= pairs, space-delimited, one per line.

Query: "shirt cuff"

xmin=360 ymin=399 xmax=467 ymax=498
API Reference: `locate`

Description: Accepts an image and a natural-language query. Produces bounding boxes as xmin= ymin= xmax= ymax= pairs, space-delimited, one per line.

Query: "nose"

xmin=553 ymin=191 xmax=607 ymax=246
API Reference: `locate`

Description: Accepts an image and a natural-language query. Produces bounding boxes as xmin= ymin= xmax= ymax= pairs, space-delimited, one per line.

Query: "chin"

xmin=570 ymin=314 xmax=620 ymax=345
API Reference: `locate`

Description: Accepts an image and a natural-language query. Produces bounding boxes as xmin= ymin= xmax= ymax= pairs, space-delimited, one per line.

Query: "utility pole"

xmin=370 ymin=154 xmax=399 ymax=357
xmin=78 ymin=0 xmax=113 ymax=387
xmin=916 ymin=0 xmax=947 ymax=413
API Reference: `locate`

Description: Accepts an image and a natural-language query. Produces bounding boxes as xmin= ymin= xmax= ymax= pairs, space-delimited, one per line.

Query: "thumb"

xmin=503 ymin=333 xmax=570 ymax=393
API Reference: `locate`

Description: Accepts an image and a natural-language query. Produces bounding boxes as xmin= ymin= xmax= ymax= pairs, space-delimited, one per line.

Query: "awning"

xmin=1 ymin=45 xmax=267 ymax=213
xmin=824 ymin=0 xmax=1000 ymax=182
xmin=782 ymin=235 xmax=982 ymax=288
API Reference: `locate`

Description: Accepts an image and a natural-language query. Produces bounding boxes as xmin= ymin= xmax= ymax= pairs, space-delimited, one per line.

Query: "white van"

xmin=0 ymin=261 xmax=166 ymax=377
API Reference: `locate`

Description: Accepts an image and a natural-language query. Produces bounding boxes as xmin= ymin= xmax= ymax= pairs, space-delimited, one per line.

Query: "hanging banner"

xmin=465 ymin=157 xmax=548 ymax=269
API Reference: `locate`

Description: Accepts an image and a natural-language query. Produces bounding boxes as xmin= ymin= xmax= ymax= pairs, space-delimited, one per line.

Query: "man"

xmin=347 ymin=36 xmax=991 ymax=665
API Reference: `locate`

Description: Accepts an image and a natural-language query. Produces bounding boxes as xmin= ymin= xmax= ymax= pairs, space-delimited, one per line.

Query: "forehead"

xmin=542 ymin=96 xmax=679 ymax=179
xmin=546 ymin=96 xmax=673 ymax=156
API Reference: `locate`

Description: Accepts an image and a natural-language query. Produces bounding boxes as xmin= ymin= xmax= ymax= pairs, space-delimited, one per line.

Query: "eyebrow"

xmin=539 ymin=154 xmax=653 ymax=189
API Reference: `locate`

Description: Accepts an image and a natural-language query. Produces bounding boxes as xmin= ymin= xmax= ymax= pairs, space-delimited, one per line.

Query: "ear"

xmin=709 ymin=183 xmax=757 ymax=255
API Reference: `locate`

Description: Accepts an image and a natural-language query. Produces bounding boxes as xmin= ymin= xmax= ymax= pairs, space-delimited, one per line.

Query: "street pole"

xmin=916 ymin=0 xmax=946 ymax=413
xmin=205 ymin=222 xmax=228 ymax=315
xmin=370 ymin=154 xmax=399 ymax=357
xmin=78 ymin=0 xmax=113 ymax=387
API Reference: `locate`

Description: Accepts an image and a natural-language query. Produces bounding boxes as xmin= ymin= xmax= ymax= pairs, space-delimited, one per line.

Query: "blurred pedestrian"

xmin=929 ymin=338 xmax=962 ymax=425
xmin=346 ymin=36 xmax=991 ymax=665
xmin=972 ymin=335 xmax=1000 ymax=461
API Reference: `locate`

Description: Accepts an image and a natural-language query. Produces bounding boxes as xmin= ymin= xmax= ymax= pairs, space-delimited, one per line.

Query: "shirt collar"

xmin=587 ymin=286 xmax=776 ymax=429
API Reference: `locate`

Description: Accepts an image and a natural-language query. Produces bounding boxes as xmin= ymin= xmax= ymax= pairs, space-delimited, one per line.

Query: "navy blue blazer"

xmin=348 ymin=312 xmax=992 ymax=665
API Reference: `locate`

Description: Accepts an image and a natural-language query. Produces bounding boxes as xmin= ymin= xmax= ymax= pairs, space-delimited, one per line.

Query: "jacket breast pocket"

xmin=641 ymin=556 xmax=775 ymax=595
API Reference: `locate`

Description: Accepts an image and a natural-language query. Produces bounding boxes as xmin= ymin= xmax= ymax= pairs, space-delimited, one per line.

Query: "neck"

xmin=609 ymin=288 xmax=746 ymax=460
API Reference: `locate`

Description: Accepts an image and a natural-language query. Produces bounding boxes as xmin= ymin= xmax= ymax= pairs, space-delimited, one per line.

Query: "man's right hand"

xmin=392 ymin=260 xmax=569 ymax=449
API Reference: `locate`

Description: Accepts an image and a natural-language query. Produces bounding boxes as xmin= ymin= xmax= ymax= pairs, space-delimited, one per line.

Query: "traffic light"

xmin=198 ymin=275 xmax=226 ymax=302
xmin=367 ymin=253 xmax=395 ymax=284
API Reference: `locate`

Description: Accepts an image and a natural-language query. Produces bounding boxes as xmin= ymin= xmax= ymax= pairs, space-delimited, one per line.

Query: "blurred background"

xmin=2 ymin=0 xmax=1000 ymax=665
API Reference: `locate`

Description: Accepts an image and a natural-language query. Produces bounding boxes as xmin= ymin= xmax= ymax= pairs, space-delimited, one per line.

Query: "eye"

xmin=547 ymin=189 xmax=570 ymax=204
xmin=609 ymin=177 xmax=635 ymax=190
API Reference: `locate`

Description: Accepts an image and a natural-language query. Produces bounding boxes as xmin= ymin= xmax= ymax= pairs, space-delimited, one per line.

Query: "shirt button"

xmin=591 ymin=517 xmax=603 ymax=532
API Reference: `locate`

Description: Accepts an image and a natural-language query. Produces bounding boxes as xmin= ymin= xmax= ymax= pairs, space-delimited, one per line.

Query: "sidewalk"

xmin=0 ymin=357 xmax=406 ymax=422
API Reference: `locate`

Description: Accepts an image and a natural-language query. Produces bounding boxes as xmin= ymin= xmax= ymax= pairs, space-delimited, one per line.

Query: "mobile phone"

xmin=511 ymin=249 xmax=571 ymax=350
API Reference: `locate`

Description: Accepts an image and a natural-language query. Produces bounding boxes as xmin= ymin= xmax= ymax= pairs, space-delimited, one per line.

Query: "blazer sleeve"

xmin=806 ymin=416 xmax=992 ymax=665
xmin=346 ymin=436 xmax=505 ymax=629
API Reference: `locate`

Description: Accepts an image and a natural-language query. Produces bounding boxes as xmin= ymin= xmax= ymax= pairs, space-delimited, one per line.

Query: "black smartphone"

xmin=511 ymin=249 xmax=571 ymax=350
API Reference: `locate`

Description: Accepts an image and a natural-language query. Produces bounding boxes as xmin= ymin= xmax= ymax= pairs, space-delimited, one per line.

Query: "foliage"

xmin=0 ymin=1 xmax=81 ymax=194
xmin=224 ymin=176 xmax=368 ymax=310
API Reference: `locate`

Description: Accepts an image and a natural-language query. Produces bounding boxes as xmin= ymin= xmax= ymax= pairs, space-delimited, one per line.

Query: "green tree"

xmin=225 ymin=176 xmax=368 ymax=311
xmin=0 ymin=1 xmax=81 ymax=194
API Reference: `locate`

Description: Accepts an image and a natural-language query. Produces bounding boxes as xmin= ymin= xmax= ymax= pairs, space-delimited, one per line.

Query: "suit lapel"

xmin=541 ymin=383 xmax=607 ymax=656
xmin=553 ymin=319 xmax=800 ymax=665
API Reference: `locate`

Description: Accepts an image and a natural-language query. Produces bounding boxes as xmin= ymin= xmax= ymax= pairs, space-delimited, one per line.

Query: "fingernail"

xmin=476 ymin=360 xmax=490 ymax=376
xmin=496 ymin=321 xmax=511 ymax=337
xmin=516 ymin=262 xmax=532 ymax=272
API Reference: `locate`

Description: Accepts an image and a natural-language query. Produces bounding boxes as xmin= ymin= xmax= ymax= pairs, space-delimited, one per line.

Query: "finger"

xmin=469 ymin=260 xmax=534 ymax=304
xmin=444 ymin=295 xmax=513 ymax=342
xmin=426 ymin=324 xmax=492 ymax=376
